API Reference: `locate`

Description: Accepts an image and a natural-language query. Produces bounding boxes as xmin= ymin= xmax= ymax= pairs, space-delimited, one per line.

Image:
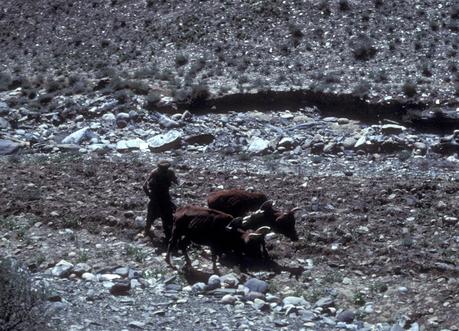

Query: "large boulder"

xmin=147 ymin=130 xmax=182 ymax=152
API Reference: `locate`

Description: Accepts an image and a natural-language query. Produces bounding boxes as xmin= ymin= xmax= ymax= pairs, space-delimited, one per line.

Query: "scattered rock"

xmin=0 ymin=139 xmax=20 ymax=155
xmin=336 ymin=310 xmax=355 ymax=323
xmin=51 ymin=260 xmax=74 ymax=278
xmin=314 ymin=297 xmax=334 ymax=308
xmin=244 ymin=278 xmax=268 ymax=294
xmin=113 ymin=266 xmax=130 ymax=277
xmin=158 ymin=114 xmax=180 ymax=129
xmin=147 ymin=130 xmax=182 ymax=152
xmin=381 ymin=124 xmax=406 ymax=134
xmin=221 ymin=294 xmax=237 ymax=305
xmin=252 ymin=298 xmax=270 ymax=311
xmin=282 ymin=296 xmax=309 ymax=307
xmin=192 ymin=282 xmax=206 ymax=292
xmin=247 ymin=137 xmax=271 ymax=155
xmin=128 ymin=321 xmax=146 ymax=329
xmin=101 ymin=112 xmax=116 ymax=122
xmin=0 ymin=117 xmax=11 ymax=129
xmin=73 ymin=263 xmax=91 ymax=276
xmin=61 ymin=127 xmax=95 ymax=145
xmin=220 ymin=273 xmax=239 ymax=288
xmin=109 ymin=281 xmax=131 ymax=296
xmin=82 ymin=272 xmax=97 ymax=281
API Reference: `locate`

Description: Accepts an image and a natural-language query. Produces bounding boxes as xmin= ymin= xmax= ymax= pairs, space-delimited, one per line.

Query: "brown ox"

xmin=207 ymin=189 xmax=300 ymax=241
xmin=166 ymin=206 xmax=270 ymax=273
xmin=207 ymin=189 xmax=268 ymax=217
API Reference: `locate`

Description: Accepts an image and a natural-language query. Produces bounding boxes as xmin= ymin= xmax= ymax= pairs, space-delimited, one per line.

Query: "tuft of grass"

xmin=402 ymin=81 xmax=417 ymax=98
xmin=125 ymin=245 xmax=147 ymax=263
xmin=353 ymin=291 xmax=366 ymax=306
xmin=0 ymin=258 xmax=52 ymax=330
xmin=175 ymin=53 xmax=189 ymax=67
xmin=351 ymin=35 xmax=377 ymax=61
xmin=144 ymin=91 xmax=162 ymax=111
xmin=0 ymin=72 xmax=12 ymax=91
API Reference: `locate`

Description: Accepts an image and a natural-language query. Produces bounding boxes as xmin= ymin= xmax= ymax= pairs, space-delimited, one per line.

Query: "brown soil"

xmin=0 ymin=153 xmax=458 ymax=329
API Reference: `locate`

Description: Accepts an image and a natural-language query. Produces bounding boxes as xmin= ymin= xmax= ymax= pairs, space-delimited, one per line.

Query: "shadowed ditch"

xmin=170 ymin=89 xmax=458 ymax=134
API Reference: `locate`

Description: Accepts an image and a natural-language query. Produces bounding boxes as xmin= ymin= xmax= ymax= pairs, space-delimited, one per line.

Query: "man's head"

xmin=157 ymin=160 xmax=171 ymax=172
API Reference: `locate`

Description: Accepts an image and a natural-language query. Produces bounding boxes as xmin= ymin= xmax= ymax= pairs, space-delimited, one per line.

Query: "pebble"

xmin=191 ymin=282 xmax=206 ymax=292
xmin=282 ymin=296 xmax=309 ymax=307
xmin=221 ymin=294 xmax=237 ymax=305
xmin=315 ymin=297 xmax=334 ymax=308
xmin=100 ymin=274 xmax=122 ymax=281
xmin=82 ymin=272 xmax=97 ymax=281
xmin=336 ymin=310 xmax=355 ymax=323
xmin=51 ymin=260 xmax=74 ymax=278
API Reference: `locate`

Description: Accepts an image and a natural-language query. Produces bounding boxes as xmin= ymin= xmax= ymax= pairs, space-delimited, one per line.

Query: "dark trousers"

xmin=146 ymin=199 xmax=176 ymax=240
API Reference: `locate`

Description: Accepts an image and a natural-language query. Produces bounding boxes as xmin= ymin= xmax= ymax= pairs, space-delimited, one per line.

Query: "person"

xmin=143 ymin=160 xmax=178 ymax=240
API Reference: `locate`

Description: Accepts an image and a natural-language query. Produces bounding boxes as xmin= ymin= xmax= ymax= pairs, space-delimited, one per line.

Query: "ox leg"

xmin=210 ymin=250 xmax=220 ymax=275
xmin=178 ymin=238 xmax=192 ymax=267
xmin=160 ymin=208 xmax=174 ymax=241
xmin=262 ymin=242 xmax=270 ymax=260
xmin=166 ymin=231 xmax=179 ymax=269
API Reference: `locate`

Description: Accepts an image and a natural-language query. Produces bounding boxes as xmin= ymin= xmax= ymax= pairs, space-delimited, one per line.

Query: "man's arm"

xmin=143 ymin=170 xmax=156 ymax=196
xmin=143 ymin=178 xmax=150 ymax=196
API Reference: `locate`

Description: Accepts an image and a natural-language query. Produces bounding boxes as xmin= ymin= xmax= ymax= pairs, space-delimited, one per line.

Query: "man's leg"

xmin=145 ymin=200 xmax=156 ymax=236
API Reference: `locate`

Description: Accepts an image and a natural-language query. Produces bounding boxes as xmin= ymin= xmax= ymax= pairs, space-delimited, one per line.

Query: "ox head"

xmin=242 ymin=202 xmax=301 ymax=242
xmin=274 ymin=207 xmax=300 ymax=241
xmin=244 ymin=226 xmax=271 ymax=244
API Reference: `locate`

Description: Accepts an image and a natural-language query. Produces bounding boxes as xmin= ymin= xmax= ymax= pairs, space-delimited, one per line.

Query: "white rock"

xmin=221 ymin=294 xmax=237 ymax=304
xmin=51 ymin=260 xmax=74 ymax=278
xmin=354 ymin=135 xmax=366 ymax=148
xmin=247 ymin=137 xmax=271 ymax=154
xmin=116 ymin=138 xmax=149 ymax=151
xmin=381 ymin=124 xmax=406 ymax=134
xmin=82 ymin=272 xmax=97 ymax=281
xmin=61 ymin=127 xmax=95 ymax=145
xmin=158 ymin=114 xmax=180 ymax=129
xmin=99 ymin=274 xmax=122 ymax=282
xmin=147 ymin=130 xmax=182 ymax=152
xmin=282 ymin=296 xmax=309 ymax=307
xmin=102 ymin=113 xmax=116 ymax=122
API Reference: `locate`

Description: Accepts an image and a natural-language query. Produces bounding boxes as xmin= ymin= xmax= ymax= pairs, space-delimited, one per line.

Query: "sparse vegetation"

xmin=402 ymin=81 xmax=417 ymax=97
xmin=0 ymin=72 xmax=12 ymax=91
xmin=351 ymin=35 xmax=377 ymax=61
xmin=175 ymin=54 xmax=189 ymax=67
xmin=125 ymin=245 xmax=148 ymax=263
xmin=0 ymin=258 xmax=51 ymax=330
xmin=144 ymin=91 xmax=162 ymax=111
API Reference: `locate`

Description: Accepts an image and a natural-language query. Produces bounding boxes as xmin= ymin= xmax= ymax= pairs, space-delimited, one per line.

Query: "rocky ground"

xmin=1 ymin=0 xmax=458 ymax=330
xmin=1 ymin=94 xmax=458 ymax=330
xmin=0 ymin=0 xmax=458 ymax=106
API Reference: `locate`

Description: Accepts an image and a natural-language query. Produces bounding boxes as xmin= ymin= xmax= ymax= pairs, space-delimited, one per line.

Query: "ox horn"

xmin=242 ymin=215 xmax=251 ymax=225
xmin=226 ymin=217 xmax=243 ymax=231
xmin=247 ymin=232 xmax=263 ymax=239
xmin=290 ymin=207 xmax=301 ymax=213
xmin=255 ymin=226 xmax=271 ymax=235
